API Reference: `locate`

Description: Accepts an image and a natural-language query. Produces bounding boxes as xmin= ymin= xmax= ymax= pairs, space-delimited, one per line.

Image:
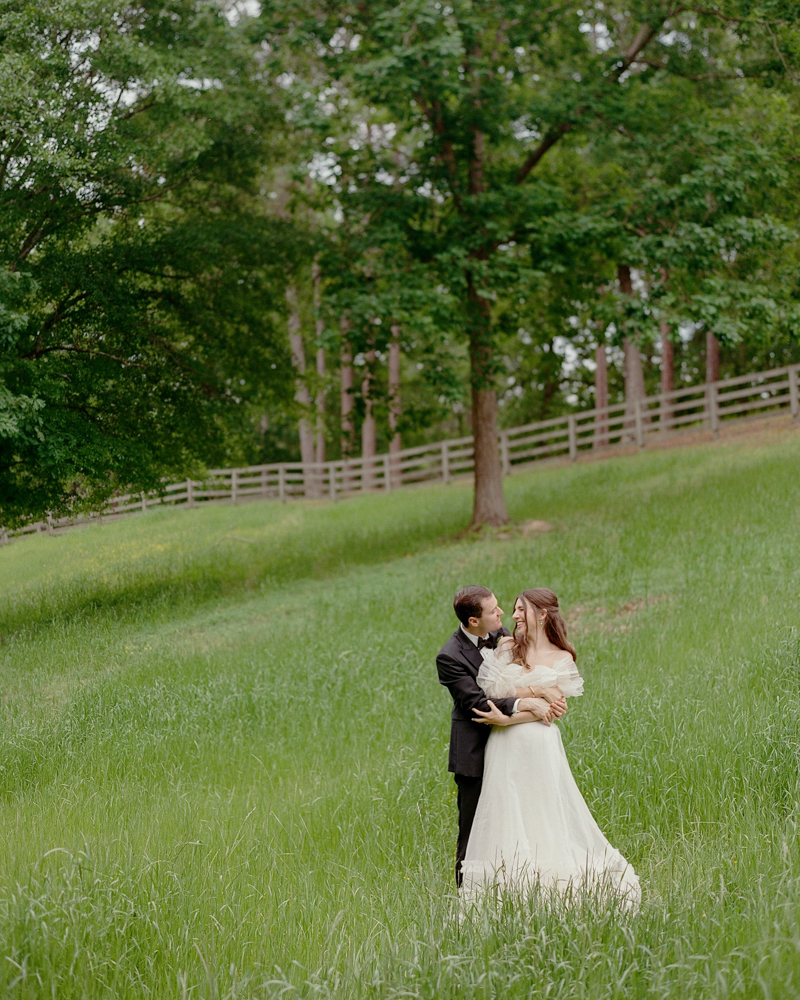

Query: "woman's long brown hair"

xmin=510 ymin=588 xmax=576 ymax=665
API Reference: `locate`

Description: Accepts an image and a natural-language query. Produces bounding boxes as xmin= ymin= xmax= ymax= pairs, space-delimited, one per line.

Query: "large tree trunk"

xmin=706 ymin=330 xmax=720 ymax=383
xmin=287 ymin=285 xmax=315 ymax=471
xmin=623 ymin=338 xmax=646 ymax=441
xmin=361 ymin=342 xmax=376 ymax=489
xmin=388 ymin=324 xmax=402 ymax=485
xmin=660 ymin=320 xmax=674 ymax=432
xmin=340 ymin=318 xmax=354 ymax=457
xmin=618 ymin=265 xmax=646 ymax=443
xmin=618 ymin=263 xmax=634 ymax=297
xmin=594 ymin=342 xmax=608 ymax=448
xmin=471 ymin=386 xmax=507 ymax=526
xmin=340 ymin=316 xmax=354 ymax=488
xmin=464 ymin=112 xmax=508 ymax=528
xmin=705 ymin=329 xmax=720 ymax=433
xmin=313 ymin=262 xmax=326 ymax=464
xmin=467 ymin=274 xmax=508 ymax=527
xmin=315 ymin=347 xmax=326 ymax=463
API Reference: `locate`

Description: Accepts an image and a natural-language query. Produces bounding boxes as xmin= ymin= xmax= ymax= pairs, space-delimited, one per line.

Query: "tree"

xmin=601 ymin=99 xmax=800 ymax=399
xmin=262 ymin=0 xmax=798 ymax=524
xmin=493 ymin=56 xmax=800 ymax=436
xmin=0 ymin=0 xmax=294 ymax=524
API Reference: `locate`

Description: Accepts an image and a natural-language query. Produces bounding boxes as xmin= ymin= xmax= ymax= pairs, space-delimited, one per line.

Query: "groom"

xmin=436 ymin=585 xmax=554 ymax=886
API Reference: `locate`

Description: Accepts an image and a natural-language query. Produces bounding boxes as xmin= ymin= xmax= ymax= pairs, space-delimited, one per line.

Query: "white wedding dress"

xmin=461 ymin=647 xmax=641 ymax=906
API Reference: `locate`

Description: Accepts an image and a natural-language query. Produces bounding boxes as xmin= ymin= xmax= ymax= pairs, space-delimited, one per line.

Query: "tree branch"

xmin=691 ymin=6 xmax=775 ymax=23
xmin=119 ymin=98 xmax=157 ymax=122
xmin=25 ymin=344 xmax=147 ymax=368
xmin=621 ymin=22 xmax=661 ymax=72
xmin=14 ymin=222 xmax=47 ymax=266
xmin=766 ymin=19 xmax=794 ymax=79
xmin=633 ymin=57 xmax=740 ymax=79
xmin=515 ymin=123 xmax=573 ymax=184
xmin=515 ymin=10 xmax=680 ymax=185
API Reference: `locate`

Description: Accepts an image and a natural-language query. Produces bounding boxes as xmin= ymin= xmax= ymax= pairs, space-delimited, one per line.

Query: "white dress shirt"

xmin=460 ymin=624 xmax=482 ymax=645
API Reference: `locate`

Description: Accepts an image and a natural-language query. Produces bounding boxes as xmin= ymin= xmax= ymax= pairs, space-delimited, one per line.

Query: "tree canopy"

xmin=2 ymin=0 xmax=799 ymax=527
xmin=258 ymin=0 xmax=800 ymax=523
xmin=0 ymin=0 xmax=299 ymax=523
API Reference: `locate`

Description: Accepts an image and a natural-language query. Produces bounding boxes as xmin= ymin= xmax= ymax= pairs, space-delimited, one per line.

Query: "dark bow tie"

xmin=477 ymin=635 xmax=494 ymax=651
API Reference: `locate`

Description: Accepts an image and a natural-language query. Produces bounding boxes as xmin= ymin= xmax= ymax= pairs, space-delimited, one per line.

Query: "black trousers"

xmin=454 ymin=773 xmax=482 ymax=887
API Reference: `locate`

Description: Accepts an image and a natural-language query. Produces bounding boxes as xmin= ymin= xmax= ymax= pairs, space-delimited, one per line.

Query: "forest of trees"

xmin=2 ymin=0 xmax=799 ymax=526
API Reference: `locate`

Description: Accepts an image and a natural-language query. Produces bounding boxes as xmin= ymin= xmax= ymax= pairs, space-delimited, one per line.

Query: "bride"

xmin=461 ymin=587 xmax=640 ymax=906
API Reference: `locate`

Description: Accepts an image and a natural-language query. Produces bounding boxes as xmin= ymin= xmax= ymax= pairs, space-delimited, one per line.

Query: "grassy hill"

xmin=1 ymin=427 xmax=800 ymax=999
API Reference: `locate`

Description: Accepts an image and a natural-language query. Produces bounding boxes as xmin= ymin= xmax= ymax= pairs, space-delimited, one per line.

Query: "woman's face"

xmin=514 ymin=598 xmax=544 ymax=636
xmin=513 ymin=599 xmax=530 ymax=634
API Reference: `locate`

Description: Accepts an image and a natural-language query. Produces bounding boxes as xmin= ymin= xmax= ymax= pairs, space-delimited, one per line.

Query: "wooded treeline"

xmin=1 ymin=0 xmax=799 ymax=526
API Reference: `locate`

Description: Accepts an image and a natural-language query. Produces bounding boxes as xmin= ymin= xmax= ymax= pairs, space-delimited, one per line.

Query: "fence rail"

xmin=4 ymin=362 xmax=798 ymax=544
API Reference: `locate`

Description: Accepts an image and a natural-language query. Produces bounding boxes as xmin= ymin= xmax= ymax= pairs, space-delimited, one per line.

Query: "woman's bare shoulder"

xmin=539 ymin=646 xmax=573 ymax=662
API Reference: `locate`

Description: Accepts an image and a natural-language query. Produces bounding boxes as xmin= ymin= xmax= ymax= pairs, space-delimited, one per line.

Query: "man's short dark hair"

xmin=453 ymin=586 xmax=494 ymax=626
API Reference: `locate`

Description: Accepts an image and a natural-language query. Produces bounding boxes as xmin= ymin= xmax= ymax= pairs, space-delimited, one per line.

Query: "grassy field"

xmin=1 ymin=427 xmax=800 ymax=998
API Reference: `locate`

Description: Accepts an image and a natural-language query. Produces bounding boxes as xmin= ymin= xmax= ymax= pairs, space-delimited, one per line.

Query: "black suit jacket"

xmin=436 ymin=626 xmax=515 ymax=777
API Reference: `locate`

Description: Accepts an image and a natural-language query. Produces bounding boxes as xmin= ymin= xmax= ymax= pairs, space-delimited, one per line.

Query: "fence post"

xmin=358 ymin=456 xmax=371 ymax=493
xmin=709 ymin=383 xmax=720 ymax=439
xmin=500 ymin=432 xmax=511 ymax=476
xmin=594 ymin=403 xmax=609 ymax=449
xmin=278 ymin=465 xmax=286 ymax=503
xmin=441 ymin=441 xmax=450 ymax=484
xmin=141 ymin=492 xmax=147 ymax=512
xmin=789 ymin=365 xmax=799 ymax=424
xmin=329 ymin=462 xmax=337 ymax=501
xmin=568 ymin=415 xmax=577 ymax=462
xmin=261 ymin=467 xmax=268 ymax=497
xmin=383 ymin=453 xmax=392 ymax=491
xmin=186 ymin=478 xmax=195 ymax=507
xmin=634 ymin=399 xmax=645 ymax=449
xmin=231 ymin=469 xmax=239 ymax=505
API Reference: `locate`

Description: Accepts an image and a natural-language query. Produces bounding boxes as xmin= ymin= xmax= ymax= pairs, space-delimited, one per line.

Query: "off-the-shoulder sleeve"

xmin=477 ymin=647 xmax=521 ymax=699
xmin=554 ymin=656 xmax=584 ymax=698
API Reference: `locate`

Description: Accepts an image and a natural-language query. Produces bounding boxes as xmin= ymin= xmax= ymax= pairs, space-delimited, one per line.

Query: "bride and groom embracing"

xmin=436 ymin=585 xmax=640 ymax=905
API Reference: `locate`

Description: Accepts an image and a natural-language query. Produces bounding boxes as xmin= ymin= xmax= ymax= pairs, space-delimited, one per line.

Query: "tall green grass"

xmin=1 ymin=429 xmax=800 ymax=997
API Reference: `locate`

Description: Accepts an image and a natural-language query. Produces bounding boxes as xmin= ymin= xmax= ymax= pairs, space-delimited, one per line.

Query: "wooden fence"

xmin=4 ymin=362 xmax=798 ymax=544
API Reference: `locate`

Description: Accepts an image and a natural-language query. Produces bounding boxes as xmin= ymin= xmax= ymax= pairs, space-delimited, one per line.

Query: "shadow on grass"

xmin=3 ymin=431 xmax=798 ymax=639
xmin=0 ymin=484 xmax=477 ymax=636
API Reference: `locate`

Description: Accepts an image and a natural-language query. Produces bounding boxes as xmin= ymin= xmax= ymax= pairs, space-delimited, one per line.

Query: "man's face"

xmin=469 ymin=593 xmax=504 ymax=636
